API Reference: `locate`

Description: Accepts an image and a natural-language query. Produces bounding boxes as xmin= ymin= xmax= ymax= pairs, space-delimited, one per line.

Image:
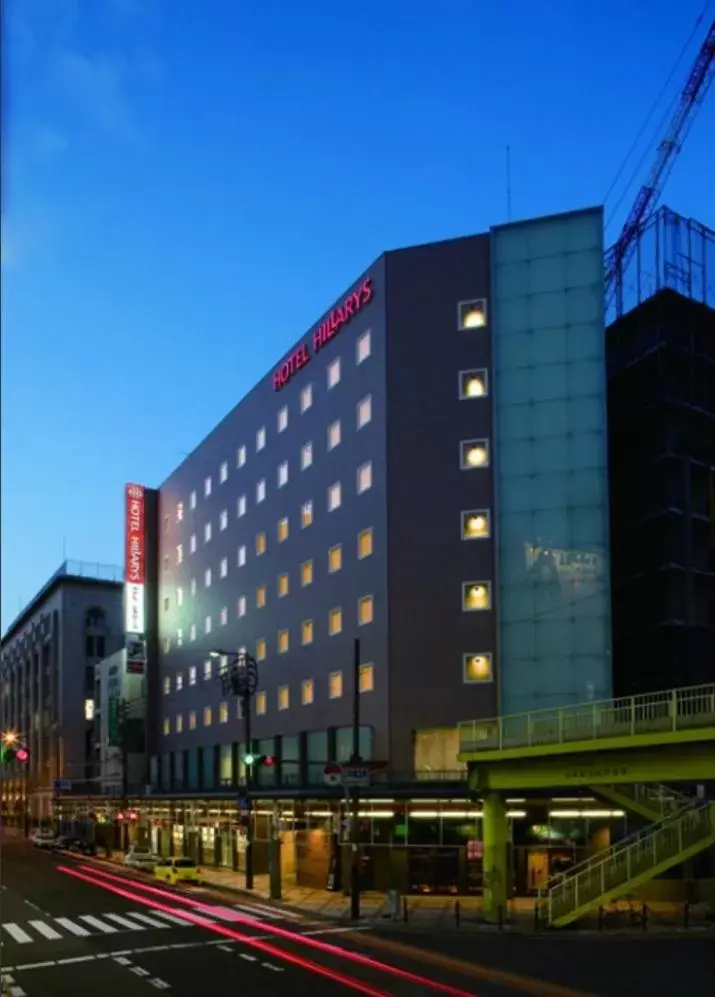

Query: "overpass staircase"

xmin=594 ymin=782 xmax=693 ymax=822
xmin=536 ymin=800 xmax=715 ymax=928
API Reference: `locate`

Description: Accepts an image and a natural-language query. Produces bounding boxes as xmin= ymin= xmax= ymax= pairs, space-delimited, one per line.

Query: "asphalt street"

xmin=1 ymin=836 xmax=711 ymax=997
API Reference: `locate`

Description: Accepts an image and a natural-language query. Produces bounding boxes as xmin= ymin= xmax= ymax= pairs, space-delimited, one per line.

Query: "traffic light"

xmin=243 ymin=753 xmax=276 ymax=767
xmin=0 ymin=744 xmax=29 ymax=764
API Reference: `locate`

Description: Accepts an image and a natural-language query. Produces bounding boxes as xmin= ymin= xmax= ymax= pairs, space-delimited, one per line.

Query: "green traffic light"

xmin=244 ymin=753 xmax=256 ymax=766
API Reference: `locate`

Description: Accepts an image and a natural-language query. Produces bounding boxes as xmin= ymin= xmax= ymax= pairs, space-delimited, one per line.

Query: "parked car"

xmin=60 ymin=837 xmax=97 ymax=856
xmin=154 ymin=857 xmax=203 ymax=885
xmin=124 ymin=846 xmax=159 ymax=872
xmin=30 ymin=828 xmax=59 ymax=849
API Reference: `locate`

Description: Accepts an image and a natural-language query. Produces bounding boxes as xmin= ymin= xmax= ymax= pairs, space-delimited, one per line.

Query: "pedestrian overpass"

xmin=457 ymin=684 xmax=715 ymax=928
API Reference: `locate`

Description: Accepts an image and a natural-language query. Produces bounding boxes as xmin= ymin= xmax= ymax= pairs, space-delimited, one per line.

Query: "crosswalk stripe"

xmin=151 ymin=910 xmax=193 ymax=926
xmin=233 ymin=903 xmax=286 ymax=920
xmin=104 ymin=913 xmax=147 ymax=931
xmin=126 ymin=912 xmax=170 ymax=929
xmin=239 ymin=901 xmax=300 ymax=920
xmin=79 ymin=915 xmax=117 ymax=934
xmin=54 ymin=918 xmax=90 ymax=937
xmin=2 ymin=924 xmax=33 ymax=943
xmin=202 ymin=905 xmax=257 ymax=923
xmin=28 ymin=920 xmax=62 ymax=940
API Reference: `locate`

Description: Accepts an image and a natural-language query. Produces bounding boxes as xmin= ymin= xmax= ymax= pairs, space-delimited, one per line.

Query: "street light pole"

xmin=242 ymin=685 xmax=254 ymax=890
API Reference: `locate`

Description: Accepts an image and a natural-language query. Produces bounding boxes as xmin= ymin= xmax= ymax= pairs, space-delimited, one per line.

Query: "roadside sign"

xmin=237 ymin=794 xmax=250 ymax=812
xmin=53 ymin=779 xmax=72 ymax=792
xmin=340 ymin=765 xmax=372 ymax=788
xmin=323 ymin=762 xmax=342 ymax=787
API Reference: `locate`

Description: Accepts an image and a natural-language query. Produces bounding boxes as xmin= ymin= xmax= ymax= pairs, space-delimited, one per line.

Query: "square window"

xmin=220 ymin=606 xmax=228 ymax=626
xmin=256 ymin=585 xmax=267 ymax=609
xmin=301 ymin=383 xmax=313 ymax=413
xmin=256 ymin=479 xmax=266 ymax=503
xmin=327 ymin=357 xmax=341 ymax=389
xmin=176 ymin=543 xmax=184 ymax=564
xmin=190 ymin=534 xmax=197 ymax=554
xmin=190 ymin=490 xmax=197 ymax=510
xmin=302 ymin=619 xmax=314 ymax=645
xmin=301 ymin=559 xmax=314 ymax=587
xmin=277 ymin=405 xmax=288 ymax=432
xmin=220 ymin=556 xmax=228 ymax=577
xmin=204 ymin=521 xmax=212 ymax=543
xmin=176 ymin=502 xmax=184 ymax=522
xmin=328 ymin=482 xmax=341 ymax=511
xmin=190 ymin=623 xmax=196 ymax=641
xmin=163 ymin=595 xmax=170 ymax=612
xmin=256 ymin=691 xmax=267 ymax=715
xmin=301 ymin=442 xmax=313 ymax=470
xmin=256 ymin=427 xmax=266 ymax=451
xmin=358 ymin=594 xmax=374 ymax=626
xmin=163 ymin=676 xmax=170 ymax=695
xmin=302 ymin=679 xmax=314 ymax=705
xmin=163 ymin=718 xmax=170 ymax=735
xmin=163 ymin=636 xmax=171 ymax=652
xmin=237 ymin=494 xmax=247 ymax=517
xmin=457 ymin=298 xmax=487 ymax=330
xmin=278 ymin=629 xmax=289 ymax=654
xmin=175 ymin=714 xmax=183 ymax=733
xmin=204 ymin=476 xmax=212 ymax=497
xmin=176 ymin=671 xmax=183 ymax=691
xmin=219 ymin=509 xmax=228 ymax=531
xmin=462 ymin=509 xmax=491 ymax=540
xmin=190 ymin=577 xmax=197 ymax=596
xmin=329 ymin=671 xmax=343 ymax=698
xmin=205 ymin=567 xmax=212 ymax=587
xmin=189 ymin=665 xmax=197 ymax=686
xmin=238 ymin=595 xmax=246 ymax=617
xmin=460 ymin=439 xmax=490 ymax=470
xmin=329 ymin=606 xmax=343 ymax=636
xmin=256 ymin=638 xmax=266 ymax=661
xmin=256 ymin=532 xmax=266 ymax=556
xmin=328 ymin=544 xmax=342 ymax=573
xmin=357 ymin=329 xmax=371 ymax=364
xmin=278 ymin=573 xmax=289 ymax=598
xmin=301 ymin=500 xmax=313 ymax=528
xmin=203 ymin=706 xmax=212 ymax=726
xmin=204 ymin=659 xmax=212 ymax=681
xmin=237 ymin=544 xmax=247 ymax=567
xmin=357 ymin=528 xmax=373 ymax=559
xmin=219 ymin=701 xmax=229 ymax=723
xmin=237 ymin=444 xmax=247 ymax=468
xmin=220 ymin=461 xmax=229 ymax=483
xmin=205 ymin=615 xmax=212 ymax=634
xmin=278 ymin=685 xmax=289 ymax=710
xmin=357 ymin=394 xmax=372 ymax=428
xmin=188 ymin=710 xmax=197 ymax=730
xmin=359 ymin=663 xmax=374 ymax=693
xmin=276 ymin=516 xmax=288 ymax=543
xmin=462 ymin=582 xmax=492 ymax=612
xmin=163 ymin=514 xmax=170 ymax=535
xmin=463 ymin=652 xmax=493 ymax=683
xmin=176 ymin=628 xmax=183 ymax=647
xmin=278 ymin=460 xmax=289 ymax=488
xmin=357 ymin=461 xmax=372 ymax=494
xmin=459 ymin=369 xmax=489 ymax=399
xmin=177 ymin=587 xmax=183 ymax=606
xmin=328 ymin=419 xmax=341 ymax=450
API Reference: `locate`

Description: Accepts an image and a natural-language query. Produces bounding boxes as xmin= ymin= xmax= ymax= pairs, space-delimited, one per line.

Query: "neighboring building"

xmin=94 ymin=648 xmax=148 ymax=797
xmin=0 ymin=560 xmax=123 ymax=822
xmin=607 ymin=208 xmax=715 ymax=694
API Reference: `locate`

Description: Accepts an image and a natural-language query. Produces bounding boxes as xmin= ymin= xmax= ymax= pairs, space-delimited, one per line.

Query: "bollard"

xmin=642 ymin=903 xmax=648 ymax=931
xmin=402 ymin=896 xmax=408 ymax=923
xmin=684 ymin=901 xmax=690 ymax=930
xmin=597 ymin=905 xmax=604 ymax=931
xmin=498 ymin=905 xmax=505 ymax=931
xmin=455 ymin=900 xmax=461 ymax=929
xmin=533 ymin=902 xmax=540 ymax=931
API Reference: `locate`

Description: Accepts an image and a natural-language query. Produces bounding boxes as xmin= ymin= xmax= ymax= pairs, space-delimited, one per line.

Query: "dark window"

xmin=85 ymin=635 xmax=95 ymax=658
xmin=96 ymin=635 xmax=106 ymax=658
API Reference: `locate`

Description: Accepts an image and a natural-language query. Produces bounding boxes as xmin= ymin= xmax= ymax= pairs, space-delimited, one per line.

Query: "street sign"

xmin=340 ymin=765 xmax=372 ymax=788
xmin=53 ymin=779 xmax=72 ymax=792
xmin=237 ymin=794 xmax=250 ymax=812
xmin=323 ymin=762 xmax=342 ymax=787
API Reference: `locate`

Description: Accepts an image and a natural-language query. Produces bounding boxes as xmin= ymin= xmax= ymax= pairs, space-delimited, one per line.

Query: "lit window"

xmin=190 ymin=577 xmax=197 ymax=596
xmin=205 ymin=567 xmax=212 ymax=588
xmin=302 ymin=679 xmax=314 ymax=705
xmin=460 ymin=440 xmax=489 ymax=469
xmin=190 ymin=490 xmax=197 ymax=510
xmin=204 ymin=658 xmax=212 ymax=681
xmin=220 ymin=556 xmax=228 ymax=577
xmin=459 ymin=369 xmax=488 ymax=399
xmin=328 ymin=544 xmax=342 ymax=573
xmin=278 ymin=629 xmax=289 ymax=654
xmin=277 ymin=405 xmax=288 ymax=433
xmin=190 ymin=534 xmax=197 ymax=554
xmin=237 ymin=544 xmax=246 ymax=567
xmin=357 ymin=395 xmax=372 ymax=428
xmin=176 ymin=672 xmax=183 ymax=691
xmin=278 ymin=685 xmax=289 ymax=710
xmin=163 ymin=718 xmax=170 ymax=735
xmin=220 ymin=461 xmax=229 ymax=483
xmin=301 ymin=500 xmax=313 ymax=528
xmin=189 ymin=665 xmax=197 ymax=686
xmin=82 ymin=697 xmax=94 ymax=721
xmin=219 ymin=509 xmax=228 ymax=531
xmin=328 ymin=420 xmax=341 ymax=450
xmin=256 ymin=532 xmax=266 ymax=556
xmin=204 ymin=476 xmax=212 ymax=497
xmin=458 ymin=299 xmax=487 ymax=330
xmin=256 ymin=585 xmax=267 ymax=609
xmin=301 ymin=442 xmax=313 ymax=470
xmin=176 ymin=628 xmax=183 ymax=647
xmin=301 ymin=559 xmax=313 ymax=587
xmin=163 ymin=676 xmax=170 ymax=695
xmin=256 ymin=638 xmax=266 ymax=661
xmin=357 ymin=528 xmax=373 ymax=559
xmin=256 ymin=691 xmax=267 ymax=715
xmin=237 ymin=494 xmax=247 ymax=518
xmin=205 ymin=615 xmax=212 ymax=634
xmin=327 ymin=357 xmax=341 ymax=389
xmin=357 ymin=462 xmax=372 ymax=494
xmin=176 ymin=543 xmax=184 ymax=564
xmin=256 ymin=426 xmax=266 ymax=451
xmin=189 ymin=623 xmax=196 ymax=641
xmin=219 ymin=701 xmax=229 ymax=723
xmin=358 ymin=595 xmax=374 ymax=626
xmin=277 ymin=573 xmax=289 ymax=598
xmin=329 ymin=671 xmax=343 ymax=698
xmin=302 ymin=619 xmax=314 ymax=645
xmin=275 ymin=516 xmax=288 ymax=543
xmin=188 ymin=710 xmax=197 ymax=730
xmin=205 ymin=521 xmax=212 ymax=544
xmin=237 ymin=444 xmax=247 ymax=467
xmin=175 ymin=714 xmax=183 ymax=733
xmin=329 ymin=607 xmax=343 ymax=636
xmin=357 ymin=329 xmax=371 ymax=364
xmin=463 ymin=653 xmax=493 ymax=683
xmin=462 ymin=510 xmax=490 ymax=540
xmin=163 ymin=595 xmax=170 ymax=612
xmin=256 ymin=479 xmax=266 ymax=503
xmin=238 ymin=595 xmax=246 ymax=617
xmin=328 ymin=482 xmax=341 ymax=511
xmin=177 ymin=587 xmax=183 ymax=606
xmin=176 ymin=502 xmax=184 ymax=522
xmin=462 ymin=582 xmax=492 ymax=612
xmin=301 ymin=383 xmax=313 ymax=413
xmin=220 ymin=606 xmax=228 ymax=626
xmin=163 ymin=555 xmax=170 ymax=572
xmin=278 ymin=460 xmax=289 ymax=488
xmin=203 ymin=706 xmax=212 ymax=726
xmin=359 ymin=663 xmax=374 ymax=693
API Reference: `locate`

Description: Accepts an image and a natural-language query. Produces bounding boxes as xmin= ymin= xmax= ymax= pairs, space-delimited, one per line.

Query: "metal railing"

xmin=537 ymin=801 xmax=715 ymax=926
xmin=617 ymin=782 xmax=693 ymax=817
xmin=459 ymin=684 xmax=715 ymax=754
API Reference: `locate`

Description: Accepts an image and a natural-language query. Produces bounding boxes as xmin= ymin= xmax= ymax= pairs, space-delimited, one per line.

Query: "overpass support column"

xmin=483 ymin=791 xmax=508 ymax=923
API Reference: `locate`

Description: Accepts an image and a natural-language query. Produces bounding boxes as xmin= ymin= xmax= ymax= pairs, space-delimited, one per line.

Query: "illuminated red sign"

xmin=124 ymin=484 xmax=146 ymax=586
xmin=272 ymin=276 xmax=374 ymax=391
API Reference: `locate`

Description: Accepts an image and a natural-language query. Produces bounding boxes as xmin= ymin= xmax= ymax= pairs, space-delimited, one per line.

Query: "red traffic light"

xmin=15 ymin=747 xmax=29 ymax=763
xmin=263 ymin=755 xmax=276 ymax=766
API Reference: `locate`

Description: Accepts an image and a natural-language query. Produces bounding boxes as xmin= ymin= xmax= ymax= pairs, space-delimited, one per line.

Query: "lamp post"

xmin=210 ymin=650 xmax=258 ymax=890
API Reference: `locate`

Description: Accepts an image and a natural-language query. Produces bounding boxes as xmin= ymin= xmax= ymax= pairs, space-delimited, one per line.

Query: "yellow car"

xmin=154 ymin=858 xmax=203 ymax=885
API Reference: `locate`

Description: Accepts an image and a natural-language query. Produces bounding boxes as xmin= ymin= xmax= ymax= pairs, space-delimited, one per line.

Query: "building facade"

xmin=0 ymin=561 xmax=124 ymax=823
xmin=94 ymin=649 xmax=148 ymax=797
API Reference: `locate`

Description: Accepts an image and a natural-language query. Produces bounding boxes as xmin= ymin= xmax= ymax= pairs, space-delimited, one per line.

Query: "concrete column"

xmin=482 ymin=792 xmax=509 ymax=922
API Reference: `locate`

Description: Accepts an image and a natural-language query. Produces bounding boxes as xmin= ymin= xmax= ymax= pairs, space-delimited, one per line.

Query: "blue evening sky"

xmin=2 ymin=0 xmax=713 ymax=633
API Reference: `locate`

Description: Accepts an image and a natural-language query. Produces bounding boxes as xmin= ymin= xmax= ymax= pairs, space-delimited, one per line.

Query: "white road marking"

xmin=113 ymin=956 xmax=132 ymax=966
xmin=197 ymin=905 xmax=255 ymax=923
xmin=28 ymin=920 xmax=62 ymax=941
xmin=303 ymin=925 xmax=370 ymax=936
xmin=149 ymin=980 xmax=171 ymax=990
xmin=104 ymin=913 xmax=147 ymax=931
xmin=54 ymin=918 xmax=90 ymax=937
xmin=1 ymin=925 xmax=33 ymax=944
xmin=126 ymin=912 xmax=170 ymax=929
xmin=130 ymin=966 xmax=151 ymax=977
xmin=23 ymin=900 xmax=45 ymax=913
xmin=239 ymin=953 xmax=257 ymax=962
xmin=217 ymin=944 xmax=234 ymax=952
xmin=57 ymin=955 xmax=95 ymax=965
xmin=151 ymin=911 xmax=194 ymax=926
xmin=241 ymin=901 xmax=302 ymax=920
xmin=9 ymin=985 xmax=26 ymax=997
xmin=78 ymin=915 xmax=117 ymax=934
xmin=262 ymin=963 xmax=284 ymax=972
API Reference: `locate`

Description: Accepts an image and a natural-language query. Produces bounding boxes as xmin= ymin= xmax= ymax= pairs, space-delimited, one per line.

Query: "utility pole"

xmin=349 ymin=637 xmax=361 ymax=921
xmin=242 ymin=684 xmax=254 ymax=891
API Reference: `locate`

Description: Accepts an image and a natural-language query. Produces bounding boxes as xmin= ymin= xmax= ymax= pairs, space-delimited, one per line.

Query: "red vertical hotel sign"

xmin=124 ymin=483 xmax=146 ymax=633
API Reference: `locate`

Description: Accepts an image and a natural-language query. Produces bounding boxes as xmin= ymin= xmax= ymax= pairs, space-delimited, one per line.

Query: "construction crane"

xmin=605 ymin=18 xmax=715 ymax=316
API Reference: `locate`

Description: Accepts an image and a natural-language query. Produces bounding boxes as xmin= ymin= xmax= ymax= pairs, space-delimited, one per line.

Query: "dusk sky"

xmin=2 ymin=0 xmax=713 ymax=633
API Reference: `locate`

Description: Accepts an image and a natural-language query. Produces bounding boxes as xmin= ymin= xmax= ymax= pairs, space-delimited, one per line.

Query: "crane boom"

xmin=605 ymin=19 xmax=715 ymax=314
